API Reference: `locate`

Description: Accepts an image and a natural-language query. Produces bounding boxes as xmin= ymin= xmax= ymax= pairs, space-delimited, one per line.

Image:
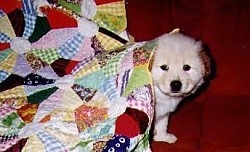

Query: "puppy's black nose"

xmin=170 ymin=80 xmax=182 ymax=92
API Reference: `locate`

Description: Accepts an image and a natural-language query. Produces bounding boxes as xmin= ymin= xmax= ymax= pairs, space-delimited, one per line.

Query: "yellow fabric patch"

xmin=96 ymin=32 xmax=123 ymax=50
xmin=94 ymin=1 xmax=127 ymax=33
xmin=0 ymin=97 xmax=27 ymax=108
xmin=0 ymin=52 xmax=17 ymax=73
xmin=61 ymin=88 xmax=83 ymax=110
xmin=45 ymin=127 xmax=80 ymax=148
xmin=22 ymin=135 xmax=45 ymax=152
xmin=97 ymin=1 xmax=126 ymax=16
xmin=73 ymin=58 xmax=101 ymax=79
xmin=50 ymin=108 xmax=75 ymax=122
xmin=86 ymin=91 xmax=109 ymax=108
xmin=0 ymin=85 xmax=26 ymax=99
xmin=0 ymin=14 xmax=16 ymax=39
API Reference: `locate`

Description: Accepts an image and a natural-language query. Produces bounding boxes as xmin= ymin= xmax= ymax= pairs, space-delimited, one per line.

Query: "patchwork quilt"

xmin=0 ymin=0 xmax=156 ymax=151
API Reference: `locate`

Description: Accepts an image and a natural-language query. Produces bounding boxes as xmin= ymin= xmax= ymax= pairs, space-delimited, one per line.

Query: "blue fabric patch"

xmin=103 ymin=134 xmax=130 ymax=152
xmin=37 ymin=131 xmax=69 ymax=152
xmin=0 ymin=9 xmax=5 ymax=18
xmin=58 ymin=33 xmax=84 ymax=59
xmin=99 ymin=76 xmax=118 ymax=102
xmin=0 ymin=70 xmax=10 ymax=84
xmin=24 ymin=73 xmax=55 ymax=85
xmin=0 ymin=32 xmax=11 ymax=43
xmin=75 ymin=70 xmax=106 ymax=89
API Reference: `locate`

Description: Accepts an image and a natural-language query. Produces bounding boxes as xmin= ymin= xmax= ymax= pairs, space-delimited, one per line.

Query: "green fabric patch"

xmin=130 ymin=131 xmax=150 ymax=151
xmin=123 ymin=65 xmax=152 ymax=97
xmin=58 ymin=0 xmax=81 ymax=15
xmin=94 ymin=12 xmax=127 ymax=33
xmin=31 ymin=48 xmax=59 ymax=64
xmin=102 ymin=50 xmax=128 ymax=77
xmin=27 ymin=87 xmax=58 ymax=104
xmin=75 ymin=70 xmax=106 ymax=89
xmin=0 ymin=112 xmax=25 ymax=135
xmin=29 ymin=16 xmax=51 ymax=43
xmin=0 ymin=49 xmax=14 ymax=63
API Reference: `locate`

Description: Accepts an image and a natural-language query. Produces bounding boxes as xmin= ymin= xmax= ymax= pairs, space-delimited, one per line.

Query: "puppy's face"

xmin=151 ymin=33 xmax=210 ymax=97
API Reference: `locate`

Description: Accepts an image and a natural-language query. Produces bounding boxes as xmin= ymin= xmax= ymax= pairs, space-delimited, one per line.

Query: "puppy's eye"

xmin=160 ymin=65 xmax=169 ymax=71
xmin=183 ymin=64 xmax=191 ymax=71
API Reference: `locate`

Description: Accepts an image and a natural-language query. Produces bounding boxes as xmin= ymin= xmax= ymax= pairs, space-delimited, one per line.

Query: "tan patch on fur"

xmin=199 ymin=47 xmax=211 ymax=78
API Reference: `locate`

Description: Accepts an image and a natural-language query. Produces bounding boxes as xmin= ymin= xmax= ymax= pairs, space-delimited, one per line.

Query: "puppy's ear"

xmin=199 ymin=43 xmax=212 ymax=79
xmin=169 ymin=28 xmax=180 ymax=34
xmin=148 ymin=54 xmax=154 ymax=72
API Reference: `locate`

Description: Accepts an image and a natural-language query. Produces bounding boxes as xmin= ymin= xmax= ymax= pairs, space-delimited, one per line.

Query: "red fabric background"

xmin=126 ymin=0 xmax=250 ymax=96
xmin=125 ymin=0 xmax=250 ymax=151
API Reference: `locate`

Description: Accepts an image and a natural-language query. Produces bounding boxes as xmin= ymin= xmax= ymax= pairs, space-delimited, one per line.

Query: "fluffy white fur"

xmin=151 ymin=32 xmax=211 ymax=143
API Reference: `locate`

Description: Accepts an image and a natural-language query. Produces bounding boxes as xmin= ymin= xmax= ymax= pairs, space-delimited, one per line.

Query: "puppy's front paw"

xmin=154 ymin=133 xmax=177 ymax=143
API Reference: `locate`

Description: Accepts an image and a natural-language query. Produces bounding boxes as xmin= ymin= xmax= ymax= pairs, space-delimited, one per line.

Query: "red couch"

xmin=126 ymin=0 xmax=250 ymax=152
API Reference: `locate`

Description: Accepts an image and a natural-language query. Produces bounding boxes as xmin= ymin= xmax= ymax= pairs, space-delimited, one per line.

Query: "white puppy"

xmin=151 ymin=31 xmax=211 ymax=143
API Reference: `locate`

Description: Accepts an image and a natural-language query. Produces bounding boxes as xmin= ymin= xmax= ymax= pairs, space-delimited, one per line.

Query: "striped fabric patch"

xmin=0 ymin=134 xmax=18 ymax=143
xmin=36 ymin=131 xmax=69 ymax=152
xmin=99 ymin=76 xmax=118 ymax=101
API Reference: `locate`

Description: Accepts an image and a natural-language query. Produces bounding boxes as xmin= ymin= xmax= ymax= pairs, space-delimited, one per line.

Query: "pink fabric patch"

xmin=72 ymin=38 xmax=94 ymax=61
xmin=13 ymin=54 xmax=33 ymax=77
xmin=126 ymin=86 xmax=154 ymax=122
xmin=118 ymin=51 xmax=133 ymax=73
xmin=0 ymin=137 xmax=22 ymax=152
xmin=0 ymin=106 xmax=15 ymax=119
xmin=31 ymin=28 xmax=79 ymax=49
xmin=32 ymin=89 xmax=63 ymax=122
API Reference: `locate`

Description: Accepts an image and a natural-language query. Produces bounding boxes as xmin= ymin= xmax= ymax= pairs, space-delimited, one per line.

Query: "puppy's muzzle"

xmin=170 ymin=80 xmax=182 ymax=92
